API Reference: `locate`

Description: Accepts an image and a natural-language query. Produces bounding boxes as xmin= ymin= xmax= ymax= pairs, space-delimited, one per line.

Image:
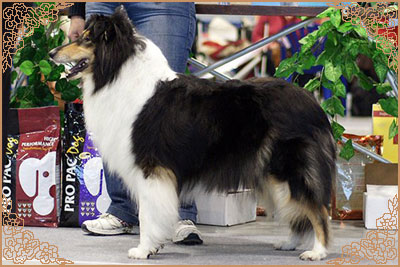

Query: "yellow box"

xmin=372 ymin=104 xmax=398 ymax=163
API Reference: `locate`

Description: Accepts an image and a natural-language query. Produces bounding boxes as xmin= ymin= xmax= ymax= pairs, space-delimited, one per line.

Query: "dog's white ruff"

xmin=82 ymin=38 xmax=179 ymax=258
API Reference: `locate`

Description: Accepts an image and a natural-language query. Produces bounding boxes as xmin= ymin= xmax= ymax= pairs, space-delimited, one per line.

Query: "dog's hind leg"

xmin=274 ymin=216 xmax=312 ymax=251
xmin=298 ymin=205 xmax=330 ymax=261
xmin=128 ymin=167 xmax=179 ymax=259
xmin=265 ymin=177 xmax=306 ymax=251
xmin=266 ymin=176 xmax=330 ymax=260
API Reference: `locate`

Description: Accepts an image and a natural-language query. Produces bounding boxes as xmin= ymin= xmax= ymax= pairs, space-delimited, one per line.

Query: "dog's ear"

xmin=92 ymin=20 xmax=107 ymax=41
xmin=113 ymin=5 xmax=130 ymax=21
xmin=111 ymin=5 xmax=134 ymax=36
xmin=86 ymin=15 xmax=113 ymax=43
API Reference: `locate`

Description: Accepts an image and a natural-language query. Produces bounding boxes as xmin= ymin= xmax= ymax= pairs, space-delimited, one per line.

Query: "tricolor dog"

xmin=50 ymin=7 xmax=336 ymax=261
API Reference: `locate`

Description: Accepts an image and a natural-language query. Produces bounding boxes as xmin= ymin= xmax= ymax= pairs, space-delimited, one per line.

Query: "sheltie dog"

xmin=50 ymin=7 xmax=336 ymax=261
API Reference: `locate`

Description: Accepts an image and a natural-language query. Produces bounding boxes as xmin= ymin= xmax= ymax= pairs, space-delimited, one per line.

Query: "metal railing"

xmin=189 ymin=18 xmax=395 ymax=163
xmin=194 ymin=18 xmax=318 ymax=77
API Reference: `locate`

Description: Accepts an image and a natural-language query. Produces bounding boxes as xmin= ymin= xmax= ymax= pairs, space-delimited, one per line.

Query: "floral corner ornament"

xmin=2 ymin=1 xmax=74 ymax=73
xmin=327 ymin=1 xmax=398 ymax=72
xmin=326 ymin=194 xmax=398 ymax=265
xmin=2 ymin=195 xmax=74 ymax=264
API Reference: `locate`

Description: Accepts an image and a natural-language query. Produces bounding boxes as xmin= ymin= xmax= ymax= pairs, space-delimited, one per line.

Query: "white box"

xmin=363 ymin=185 xmax=398 ymax=230
xmin=195 ymin=190 xmax=257 ymax=226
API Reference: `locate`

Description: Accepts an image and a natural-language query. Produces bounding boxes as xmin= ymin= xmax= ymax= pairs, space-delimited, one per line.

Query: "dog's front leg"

xmin=128 ymin=168 xmax=179 ymax=259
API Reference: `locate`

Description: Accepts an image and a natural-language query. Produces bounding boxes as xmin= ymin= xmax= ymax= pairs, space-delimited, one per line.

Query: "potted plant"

xmin=275 ymin=3 xmax=398 ymax=159
xmin=10 ymin=3 xmax=81 ymax=110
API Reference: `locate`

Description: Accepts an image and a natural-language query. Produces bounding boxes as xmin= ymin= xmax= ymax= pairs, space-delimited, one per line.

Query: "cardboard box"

xmin=363 ymin=185 xmax=398 ymax=229
xmin=365 ymin=163 xmax=398 ymax=185
xmin=195 ymin=190 xmax=257 ymax=226
xmin=363 ymin=163 xmax=398 ymax=229
xmin=372 ymin=104 xmax=398 ymax=163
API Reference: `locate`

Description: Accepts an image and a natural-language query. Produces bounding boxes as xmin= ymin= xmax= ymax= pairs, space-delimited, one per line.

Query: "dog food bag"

xmin=332 ymin=134 xmax=383 ymax=220
xmin=3 ymin=106 xmax=61 ymax=227
xmin=60 ymin=103 xmax=111 ymax=226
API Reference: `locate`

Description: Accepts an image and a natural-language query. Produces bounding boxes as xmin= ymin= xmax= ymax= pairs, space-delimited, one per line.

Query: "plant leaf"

xmin=55 ymin=78 xmax=69 ymax=93
xmin=20 ymin=47 xmax=36 ymax=66
xmin=330 ymin=9 xmax=342 ymax=28
xmin=69 ymin=79 xmax=81 ymax=86
xmin=317 ymin=7 xmax=335 ymax=19
xmin=337 ymin=22 xmax=353 ymax=33
xmin=334 ymin=79 xmax=346 ymax=98
xmin=299 ymin=31 xmax=318 ymax=53
xmin=332 ymin=121 xmax=345 ymax=141
xmin=20 ymin=60 xmax=35 ymax=76
xmin=16 ymin=86 xmax=29 ymax=99
xmin=379 ymin=97 xmax=398 ymax=117
xmin=33 ymin=82 xmax=49 ymax=99
xmin=13 ymin=51 xmax=21 ymax=66
xmin=343 ymin=60 xmax=356 ymax=81
xmin=48 ymin=64 xmax=65 ymax=81
xmin=316 ymin=51 xmax=329 ymax=65
xmin=318 ymin=20 xmax=334 ymax=36
xmin=321 ymin=96 xmax=345 ymax=117
xmin=39 ymin=60 xmax=52 ymax=75
xmin=354 ymin=25 xmax=368 ymax=38
xmin=324 ymin=61 xmax=342 ymax=82
xmin=389 ymin=119 xmax=398 ymax=139
xmin=304 ymin=77 xmax=320 ymax=92
xmin=340 ymin=139 xmax=355 ymax=161
xmin=303 ymin=54 xmax=316 ymax=70
xmin=376 ymin=83 xmax=393 ymax=95
xmin=374 ymin=62 xmax=388 ymax=83
xmin=357 ymin=71 xmax=374 ymax=91
xmin=61 ymin=85 xmax=81 ymax=102
xmin=275 ymin=55 xmax=297 ymax=78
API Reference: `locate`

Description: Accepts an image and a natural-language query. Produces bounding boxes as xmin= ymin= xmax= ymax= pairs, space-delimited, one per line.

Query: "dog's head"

xmin=50 ymin=6 xmax=145 ymax=90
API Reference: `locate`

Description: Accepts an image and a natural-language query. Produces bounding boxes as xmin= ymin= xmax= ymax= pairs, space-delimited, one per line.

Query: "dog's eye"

xmin=84 ymin=36 xmax=91 ymax=42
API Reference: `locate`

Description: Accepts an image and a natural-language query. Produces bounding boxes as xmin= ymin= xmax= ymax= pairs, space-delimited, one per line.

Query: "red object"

xmin=7 ymin=107 xmax=60 ymax=227
xmin=377 ymin=26 xmax=398 ymax=47
xmin=252 ymin=16 xmax=302 ymax=43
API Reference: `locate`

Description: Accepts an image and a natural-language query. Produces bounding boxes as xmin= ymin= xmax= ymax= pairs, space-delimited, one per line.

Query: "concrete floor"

xmin=2 ymin=218 xmax=398 ymax=265
xmin=3 ymin=117 xmax=395 ymax=265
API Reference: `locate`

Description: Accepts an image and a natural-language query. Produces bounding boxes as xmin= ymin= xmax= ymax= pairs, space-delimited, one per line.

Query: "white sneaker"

xmin=173 ymin=220 xmax=203 ymax=245
xmin=81 ymin=213 xmax=138 ymax=235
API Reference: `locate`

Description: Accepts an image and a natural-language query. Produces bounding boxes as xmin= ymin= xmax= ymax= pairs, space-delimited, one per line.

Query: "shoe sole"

xmin=81 ymin=223 xmax=135 ymax=235
xmin=175 ymin=233 xmax=203 ymax=245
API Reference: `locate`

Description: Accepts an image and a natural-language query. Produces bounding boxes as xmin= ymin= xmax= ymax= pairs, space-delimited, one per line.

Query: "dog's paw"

xmin=128 ymin=247 xmax=151 ymax=259
xmin=299 ymin=250 xmax=327 ymax=261
xmin=274 ymin=241 xmax=297 ymax=251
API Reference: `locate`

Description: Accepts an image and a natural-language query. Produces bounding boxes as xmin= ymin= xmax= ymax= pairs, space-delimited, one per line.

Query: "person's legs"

xmin=82 ymin=3 xmax=200 ymax=242
xmin=103 ymin=165 xmax=139 ymax=225
xmin=124 ymin=2 xmax=196 ymax=73
xmin=85 ymin=2 xmax=119 ymax=19
xmin=84 ymin=2 xmax=140 ymax=229
xmin=124 ymin=2 xmax=198 ymax=223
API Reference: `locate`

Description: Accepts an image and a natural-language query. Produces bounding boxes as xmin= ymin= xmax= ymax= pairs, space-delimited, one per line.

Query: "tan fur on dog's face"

xmin=50 ymin=30 xmax=94 ymax=79
xmin=53 ymin=43 xmax=93 ymax=63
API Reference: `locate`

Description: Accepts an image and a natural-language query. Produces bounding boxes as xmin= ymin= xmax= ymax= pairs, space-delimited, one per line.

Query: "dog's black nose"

xmin=49 ymin=48 xmax=57 ymax=59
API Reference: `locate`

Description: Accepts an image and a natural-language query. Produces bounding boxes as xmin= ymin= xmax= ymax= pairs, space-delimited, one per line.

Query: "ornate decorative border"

xmin=327 ymin=1 xmax=398 ymax=72
xmin=1 ymin=1 xmax=398 ymax=265
xmin=324 ymin=4 xmax=398 ymax=263
xmin=2 ymin=4 xmax=74 ymax=263
xmin=2 ymin=194 xmax=74 ymax=264
xmin=327 ymin=194 xmax=398 ymax=264
xmin=2 ymin=1 xmax=73 ymax=73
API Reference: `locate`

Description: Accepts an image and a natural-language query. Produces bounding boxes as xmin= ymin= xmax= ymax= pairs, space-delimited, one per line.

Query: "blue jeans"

xmin=86 ymin=2 xmax=197 ymax=225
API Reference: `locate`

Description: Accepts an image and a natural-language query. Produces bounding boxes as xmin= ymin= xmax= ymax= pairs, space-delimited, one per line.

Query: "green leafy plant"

xmin=10 ymin=3 xmax=81 ymax=109
xmin=275 ymin=4 xmax=398 ymax=159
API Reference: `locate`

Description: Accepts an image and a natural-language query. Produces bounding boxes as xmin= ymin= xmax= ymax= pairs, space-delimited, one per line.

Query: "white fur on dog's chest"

xmin=81 ymin=40 xmax=176 ymax=178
